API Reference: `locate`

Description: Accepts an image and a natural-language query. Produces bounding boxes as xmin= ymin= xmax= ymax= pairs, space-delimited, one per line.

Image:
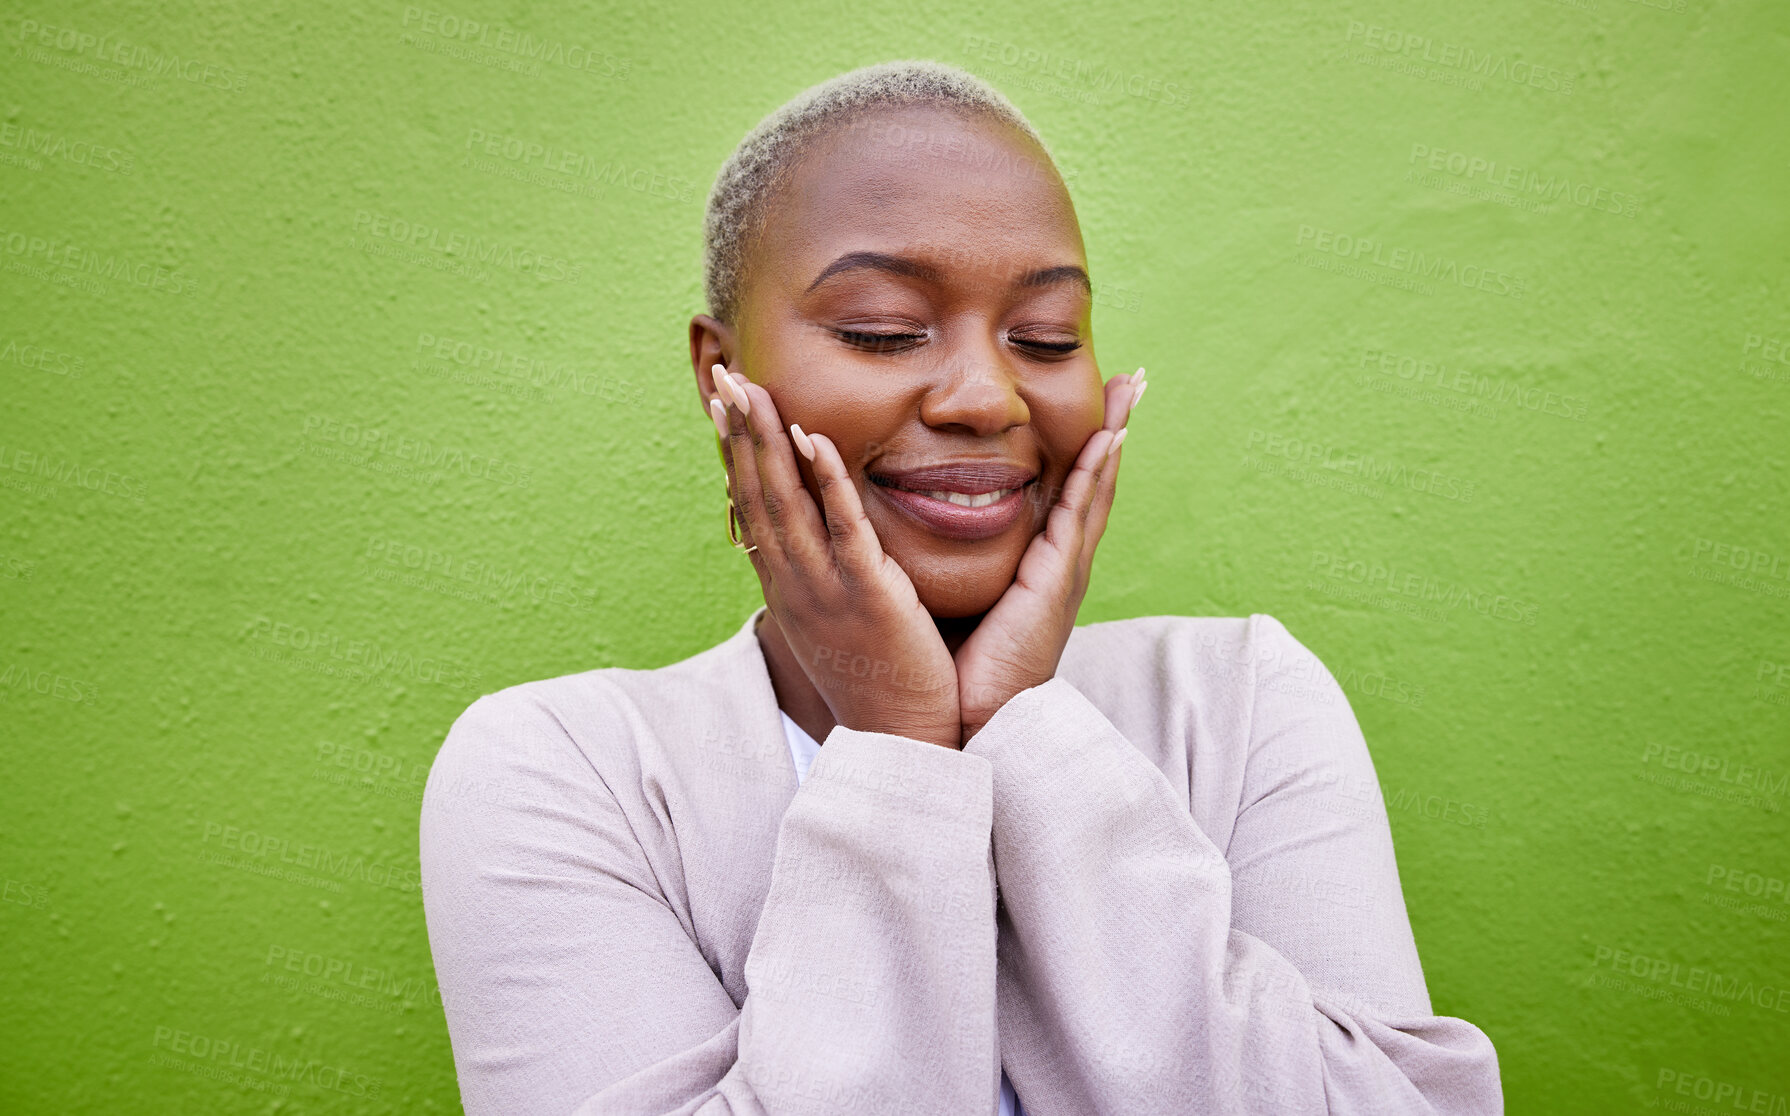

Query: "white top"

xmin=780 ymin=711 xmax=1026 ymax=1116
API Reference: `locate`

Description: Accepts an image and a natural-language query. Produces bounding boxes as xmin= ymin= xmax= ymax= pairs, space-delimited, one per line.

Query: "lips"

xmin=867 ymin=461 xmax=1037 ymax=541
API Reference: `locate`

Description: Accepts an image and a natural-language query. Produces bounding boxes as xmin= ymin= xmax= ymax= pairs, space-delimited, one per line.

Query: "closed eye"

xmin=1016 ymin=338 xmax=1082 ymax=354
xmin=835 ymin=328 xmax=926 ymax=353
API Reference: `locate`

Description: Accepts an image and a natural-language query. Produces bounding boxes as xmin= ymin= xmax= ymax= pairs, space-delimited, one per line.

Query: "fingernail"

xmin=1106 ymin=427 xmax=1129 ymax=459
xmin=1132 ymin=380 xmax=1148 ymax=408
xmin=727 ymin=372 xmax=751 ymax=417
xmin=711 ymin=365 xmax=737 ymax=409
xmin=1134 ymin=366 xmax=1146 ymax=384
xmin=790 ymin=423 xmax=815 ymax=461
xmin=710 ymin=397 xmax=729 ymax=438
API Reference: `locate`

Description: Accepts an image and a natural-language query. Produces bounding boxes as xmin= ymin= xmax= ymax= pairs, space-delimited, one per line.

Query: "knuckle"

xmin=759 ymin=487 xmax=788 ymax=525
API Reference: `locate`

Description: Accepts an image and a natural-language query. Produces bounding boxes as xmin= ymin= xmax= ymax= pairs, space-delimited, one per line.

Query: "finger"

xmin=716 ymin=368 xmax=774 ymax=565
xmin=805 ymin=431 xmax=888 ymax=580
xmin=1038 ymin=425 xmax=1118 ymax=562
xmin=726 ymin=373 xmax=829 ymax=571
xmin=1079 ymin=429 xmax=1126 ymax=584
xmin=1077 ymin=369 xmax=1143 ymax=579
xmin=1100 ymin=366 xmax=1145 ymax=433
xmin=1058 ymin=427 xmax=1125 ymax=594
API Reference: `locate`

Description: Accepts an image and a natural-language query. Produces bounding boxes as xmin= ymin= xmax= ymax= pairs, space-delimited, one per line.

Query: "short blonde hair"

xmin=701 ymin=60 xmax=1053 ymax=322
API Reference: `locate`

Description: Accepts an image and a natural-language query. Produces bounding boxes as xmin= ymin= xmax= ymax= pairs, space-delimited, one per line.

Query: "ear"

xmin=689 ymin=314 xmax=737 ymax=414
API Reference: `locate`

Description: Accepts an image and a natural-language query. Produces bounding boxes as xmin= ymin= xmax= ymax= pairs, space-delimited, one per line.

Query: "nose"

xmin=918 ymin=340 xmax=1029 ymax=437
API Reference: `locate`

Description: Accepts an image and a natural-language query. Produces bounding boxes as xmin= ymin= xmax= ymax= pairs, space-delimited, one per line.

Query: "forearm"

xmin=967 ymin=677 xmax=1501 ymax=1115
xmin=426 ymin=690 xmax=1005 ymax=1116
xmin=729 ymin=726 xmax=1000 ymax=1114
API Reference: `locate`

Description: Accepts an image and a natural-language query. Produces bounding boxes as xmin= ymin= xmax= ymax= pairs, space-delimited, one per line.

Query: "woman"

xmin=420 ymin=61 xmax=1503 ymax=1115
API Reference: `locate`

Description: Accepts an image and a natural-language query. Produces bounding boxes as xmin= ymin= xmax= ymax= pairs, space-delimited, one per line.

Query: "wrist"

xmin=835 ymin=709 xmax=963 ymax=750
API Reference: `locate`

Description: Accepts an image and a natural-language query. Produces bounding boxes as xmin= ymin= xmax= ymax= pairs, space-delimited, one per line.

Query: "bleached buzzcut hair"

xmin=702 ymin=60 xmax=1056 ymax=322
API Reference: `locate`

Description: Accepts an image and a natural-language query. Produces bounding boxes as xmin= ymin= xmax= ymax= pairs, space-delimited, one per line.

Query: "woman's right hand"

xmin=711 ymin=365 xmax=963 ymax=749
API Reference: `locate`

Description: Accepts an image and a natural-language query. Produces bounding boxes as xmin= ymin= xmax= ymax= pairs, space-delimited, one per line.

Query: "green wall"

xmin=3 ymin=0 xmax=1786 ymax=1111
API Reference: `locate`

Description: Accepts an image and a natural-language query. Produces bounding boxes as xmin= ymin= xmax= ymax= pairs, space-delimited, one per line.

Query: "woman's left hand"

xmin=954 ymin=368 xmax=1146 ymax=745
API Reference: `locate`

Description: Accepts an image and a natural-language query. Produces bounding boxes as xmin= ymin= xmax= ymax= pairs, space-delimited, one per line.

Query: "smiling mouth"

xmin=865 ymin=468 xmax=1037 ymax=541
xmin=887 ymin=484 xmax=1023 ymax=508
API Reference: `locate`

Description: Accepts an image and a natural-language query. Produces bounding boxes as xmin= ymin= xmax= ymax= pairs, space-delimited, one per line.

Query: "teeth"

xmin=915 ymin=488 xmax=1015 ymax=508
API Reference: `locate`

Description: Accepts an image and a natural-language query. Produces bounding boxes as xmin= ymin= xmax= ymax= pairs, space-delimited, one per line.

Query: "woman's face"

xmin=694 ymin=104 xmax=1103 ymax=619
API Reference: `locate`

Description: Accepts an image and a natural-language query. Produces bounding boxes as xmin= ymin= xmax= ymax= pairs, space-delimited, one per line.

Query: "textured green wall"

xmin=3 ymin=0 xmax=1786 ymax=1112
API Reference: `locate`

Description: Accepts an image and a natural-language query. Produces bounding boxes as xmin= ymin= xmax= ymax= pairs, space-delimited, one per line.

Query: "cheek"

xmin=744 ymin=321 xmax=913 ymax=461
xmin=1032 ymin=377 xmax=1105 ymax=465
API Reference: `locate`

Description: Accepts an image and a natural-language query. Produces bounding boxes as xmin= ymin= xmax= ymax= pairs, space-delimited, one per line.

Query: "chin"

xmin=900 ymin=551 xmax=1020 ymax=620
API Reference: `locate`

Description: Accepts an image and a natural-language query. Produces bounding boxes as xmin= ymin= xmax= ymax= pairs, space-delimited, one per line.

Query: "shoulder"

xmin=426 ymin=638 xmax=733 ymax=808
xmin=1064 ymin=611 xmax=1337 ymax=698
xmin=1053 ymin=613 xmax=1358 ymax=847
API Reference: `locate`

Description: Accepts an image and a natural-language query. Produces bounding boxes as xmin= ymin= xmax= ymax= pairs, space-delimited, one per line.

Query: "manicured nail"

xmin=1134 ymin=366 xmax=1146 ymax=384
xmin=1131 ymin=380 xmax=1148 ymax=409
xmin=711 ymin=365 xmax=737 ymax=409
xmin=790 ymin=423 xmax=815 ymax=461
xmin=710 ymin=397 xmax=729 ymax=438
xmin=1106 ymin=426 xmax=1129 ymax=459
xmin=726 ymin=372 xmax=752 ymax=417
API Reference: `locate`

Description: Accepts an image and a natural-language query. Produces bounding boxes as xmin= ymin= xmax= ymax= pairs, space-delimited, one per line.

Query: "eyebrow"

xmin=805 ymin=251 xmax=1091 ymax=296
xmin=1018 ymin=264 xmax=1093 ymax=294
xmin=806 ymin=251 xmax=939 ymax=292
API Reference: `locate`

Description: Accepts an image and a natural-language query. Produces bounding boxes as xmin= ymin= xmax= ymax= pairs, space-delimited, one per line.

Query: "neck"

xmin=754 ymin=608 xmax=980 ymax=744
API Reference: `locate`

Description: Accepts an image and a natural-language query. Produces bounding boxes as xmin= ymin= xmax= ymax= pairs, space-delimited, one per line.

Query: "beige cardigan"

xmin=420 ymin=607 xmax=1502 ymax=1114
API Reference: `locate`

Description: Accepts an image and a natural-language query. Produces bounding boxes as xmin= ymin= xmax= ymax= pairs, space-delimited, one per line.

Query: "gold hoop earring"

xmin=726 ymin=495 xmax=744 ymax=548
xmin=724 ymin=475 xmax=757 ymax=553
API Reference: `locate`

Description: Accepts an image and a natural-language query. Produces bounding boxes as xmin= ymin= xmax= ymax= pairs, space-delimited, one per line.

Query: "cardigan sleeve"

xmin=962 ymin=614 xmax=1502 ymax=1115
xmin=419 ymin=687 xmax=1001 ymax=1116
